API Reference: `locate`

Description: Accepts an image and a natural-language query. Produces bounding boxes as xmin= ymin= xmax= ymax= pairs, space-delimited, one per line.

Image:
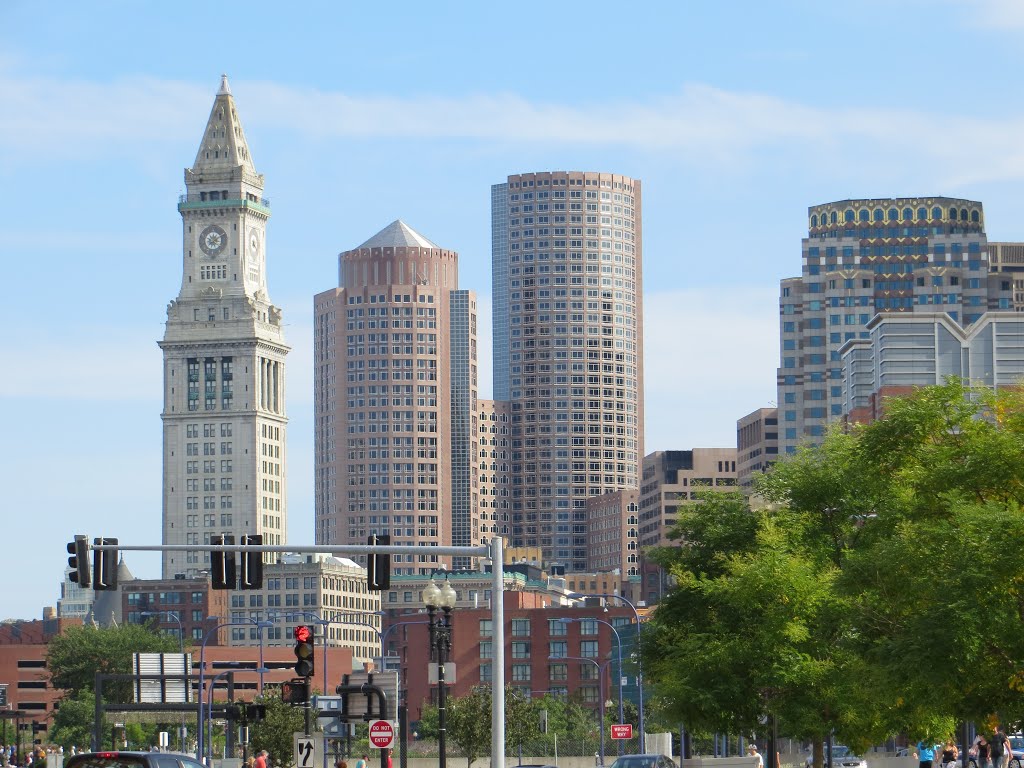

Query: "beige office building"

xmin=638 ymin=449 xmax=737 ymax=604
xmin=160 ymin=76 xmax=289 ymax=578
xmin=476 ymin=399 xmax=512 ymax=540
xmin=314 ymin=221 xmax=482 ymax=574
xmin=736 ymin=407 xmax=779 ymax=490
xmin=491 ymin=171 xmax=644 ymax=571
xmin=584 ymin=489 xmax=639 ymax=576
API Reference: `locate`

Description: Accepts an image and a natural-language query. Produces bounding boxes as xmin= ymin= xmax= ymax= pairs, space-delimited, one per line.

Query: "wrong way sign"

xmin=368 ymin=719 xmax=396 ymax=749
xmin=610 ymin=724 xmax=633 ymax=740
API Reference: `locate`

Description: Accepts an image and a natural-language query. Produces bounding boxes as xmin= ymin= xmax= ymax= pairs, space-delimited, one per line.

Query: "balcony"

xmin=177 ymin=194 xmax=271 ymax=215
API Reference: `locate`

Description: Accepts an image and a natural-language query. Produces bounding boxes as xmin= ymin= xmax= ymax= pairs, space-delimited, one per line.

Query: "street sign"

xmin=610 ymin=724 xmax=633 ymax=740
xmin=294 ymin=735 xmax=315 ymax=768
xmin=322 ymin=720 xmax=356 ymax=739
xmin=427 ymin=662 xmax=456 ymax=684
xmin=368 ymin=720 xmax=396 ymax=749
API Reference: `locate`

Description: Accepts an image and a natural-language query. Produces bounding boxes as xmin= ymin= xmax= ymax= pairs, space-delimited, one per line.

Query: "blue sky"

xmin=4 ymin=0 xmax=1024 ymax=620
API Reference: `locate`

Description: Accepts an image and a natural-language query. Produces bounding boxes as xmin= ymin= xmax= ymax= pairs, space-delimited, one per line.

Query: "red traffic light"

xmin=294 ymin=625 xmax=312 ymax=643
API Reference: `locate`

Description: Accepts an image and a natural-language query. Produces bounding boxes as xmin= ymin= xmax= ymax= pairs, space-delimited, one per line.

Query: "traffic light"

xmin=293 ymin=625 xmax=315 ymax=677
xmin=92 ymin=537 xmax=118 ymax=590
xmin=211 ymin=534 xmax=236 ymax=590
xmin=281 ymin=678 xmax=309 ymax=705
xmin=239 ymin=534 xmax=263 ymax=589
xmin=31 ymin=722 xmax=45 ymax=735
xmin=66 ymin=535 xmax=90 ymax=588
xmin=245 ymin=704 xmax=266 ymax=722
xmin=367 ymin=533 xmax=391 ymax=590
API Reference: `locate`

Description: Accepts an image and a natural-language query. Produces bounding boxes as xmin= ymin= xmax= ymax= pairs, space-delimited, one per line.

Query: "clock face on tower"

xmin=199 ymin=225 xmax=227 ymax=257
xmin=249 ymin=232 xmax=260 ymax=257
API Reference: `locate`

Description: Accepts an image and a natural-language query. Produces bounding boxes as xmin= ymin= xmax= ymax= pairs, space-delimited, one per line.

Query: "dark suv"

xmin=65 ymin=751 xmax=205 ymax=768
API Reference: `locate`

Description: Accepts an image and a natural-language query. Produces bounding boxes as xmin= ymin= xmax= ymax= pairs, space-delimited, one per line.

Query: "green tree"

xmin=644 ymin=498 xmax=857 ymax=747
xmin=250 ymin=689 xmax=312 ymax=768
xmin=760 ymin=381 xmax=1024 ymax=730
xmin=447 ymin=687 xmax=492 ymax=768
xmin=49 ymin=688 xmax=96 ymax=751
xmin=47 ymin=623 xmax=179 ymax=696
xmin=504 ymin=685 xmax=541 ymax=759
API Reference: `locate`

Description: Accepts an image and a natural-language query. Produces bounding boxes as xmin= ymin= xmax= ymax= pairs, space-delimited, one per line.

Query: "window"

xmin=512 ymin=642 xmax=530 ymax=658
xmin=548 ymin=619 xmax=567 ymax=636
xmin=479 ymin=619 xmax=493 ymax=637
xmin=580 ymin=640 xmax=598 ymax=657
xmin=512 ymin=664 xmax=531 ymax=682
xmin=549 ymin=641 xmax=567 ymax=658
xmin=479 ymin=641 xmax=493 ymax=659
xmin=511 ymin=618 xmax=530 ymax=636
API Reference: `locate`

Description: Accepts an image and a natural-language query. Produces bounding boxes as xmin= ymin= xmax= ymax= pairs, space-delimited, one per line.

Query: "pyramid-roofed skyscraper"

xmin=313 ymin=221 xmax=484 ymax=573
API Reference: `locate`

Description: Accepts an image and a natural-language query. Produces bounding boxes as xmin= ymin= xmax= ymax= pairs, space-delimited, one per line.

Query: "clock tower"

xmin=159 ymin=75 xmax=289 ymax=579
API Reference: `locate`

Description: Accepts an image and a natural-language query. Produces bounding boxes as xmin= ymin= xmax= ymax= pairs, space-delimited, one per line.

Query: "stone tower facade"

xmin=160 ymin=76 xmax=289 ymax=579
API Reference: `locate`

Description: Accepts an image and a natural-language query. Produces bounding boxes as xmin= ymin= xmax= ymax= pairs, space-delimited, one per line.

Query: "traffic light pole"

xmin=69 ymin=537 xmax=507 ymax=768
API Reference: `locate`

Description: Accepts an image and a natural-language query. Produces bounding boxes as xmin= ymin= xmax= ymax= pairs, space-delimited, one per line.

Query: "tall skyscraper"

xmin=777 ymin=197 xmax=1017 ymax=456
xmin=160 ymin=76 xmax=289 ymax=578
xmin=491 ymin=171 xmax=644 ymax=571
xmin=313 ymin=220 xmax=482 ymax=574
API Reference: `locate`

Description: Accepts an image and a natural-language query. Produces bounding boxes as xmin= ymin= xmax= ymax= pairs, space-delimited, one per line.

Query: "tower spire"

xmin=190 ymin=75 xmax=256 ymax=176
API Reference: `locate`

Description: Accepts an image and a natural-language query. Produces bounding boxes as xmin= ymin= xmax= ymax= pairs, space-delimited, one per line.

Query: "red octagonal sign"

xmin=369 ymin=719 xmax=396 ymax=749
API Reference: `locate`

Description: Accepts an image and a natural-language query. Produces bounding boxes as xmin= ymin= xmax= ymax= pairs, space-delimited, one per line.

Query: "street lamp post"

xmin=206 ymin=669 xmax=234 ymax=762
xmin=550 ymin=656 xmax=609 ymax=766
xmin=423 ymin=575 xmax=457 ymax=768
xmin=197 ymin=617 xmax=273 ymax=764
xmin=141 ymin=610 xmax=186 ymax=751
xmin=561 ymin=617 xmax=625 ymax=755
xmin=572 ymin=593 xmax=645 ymax=753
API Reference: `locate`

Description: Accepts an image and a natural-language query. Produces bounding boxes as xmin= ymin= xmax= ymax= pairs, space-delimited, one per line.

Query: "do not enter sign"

xmin=369 ymin=719 xmax=396 ymax=749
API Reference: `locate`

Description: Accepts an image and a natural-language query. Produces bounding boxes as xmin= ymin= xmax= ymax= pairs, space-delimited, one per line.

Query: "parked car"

xmin=804 ymin=746 xmax=867 ymax=768
xmin=65 ymin=751 xmax=205 ymax=768
xmin=608 ymin=755 xmax=678 ymax=768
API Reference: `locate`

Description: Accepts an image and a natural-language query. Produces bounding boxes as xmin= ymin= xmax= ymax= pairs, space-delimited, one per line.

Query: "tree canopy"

xmin=47 ymin=623 xmax=180 ymax=695
xmin=643 ymin=381 xmax=1024 ymax=749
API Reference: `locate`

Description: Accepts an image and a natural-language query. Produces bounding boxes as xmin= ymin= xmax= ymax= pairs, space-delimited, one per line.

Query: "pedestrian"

xmin=992 ymin=728 xmax=1011 ymax=768
xmin=748 ymin=744 xmax=764 ymax=768
xmin=940 ymin=740 xmax=958 ymax=768
xmin=974 ymin=734 xmax=991 ymax=768
xmin=336 ymin=760 xmax=347 ymax=768
xmin=254 ymin=750 xmax=269 ymax=768
xmin=918 ymin=740 xmax=940 ymax=768
xmin=355 ymin=755 xmax=368 ymax=768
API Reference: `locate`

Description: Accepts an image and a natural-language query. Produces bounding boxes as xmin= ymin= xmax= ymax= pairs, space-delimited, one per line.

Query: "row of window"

xmin=810 ymin=206 xmax=981 ymax=227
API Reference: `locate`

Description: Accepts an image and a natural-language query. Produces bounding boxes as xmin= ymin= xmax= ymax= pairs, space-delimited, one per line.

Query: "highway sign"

xmin=368 ymin=720 xmax=396 ymax=749
xmin=610 ymin=724 xmax=633 ymax=740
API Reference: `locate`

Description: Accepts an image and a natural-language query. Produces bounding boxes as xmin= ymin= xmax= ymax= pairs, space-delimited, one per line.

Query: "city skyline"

xmin=7 ymin=0 xmax=1024 ymax=619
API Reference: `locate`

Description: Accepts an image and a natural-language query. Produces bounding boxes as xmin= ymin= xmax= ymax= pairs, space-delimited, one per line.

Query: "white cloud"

xmin=5 ymin=70 xmax=1024 ymax=190
xmin=961 ymin=0 xmax=1024 ymax=27
xmin=642 ymin=286 xmax=779 ymax=450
